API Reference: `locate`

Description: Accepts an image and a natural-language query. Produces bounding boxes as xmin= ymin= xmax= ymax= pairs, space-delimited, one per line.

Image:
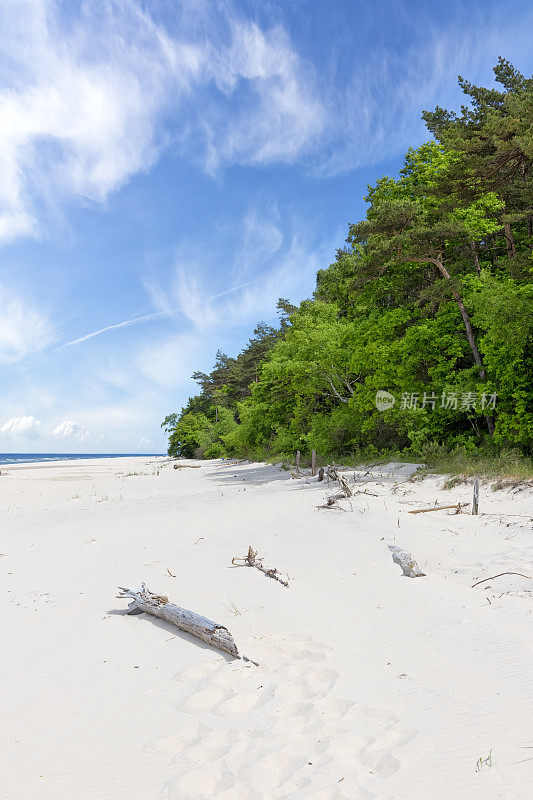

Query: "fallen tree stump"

xmin=388 ymin=545 xmax=426 ymax=578
xmin=232 ymin=545 xmax=289 ymax=587
xmin=117 ymin=583 xmax=252 ymax=660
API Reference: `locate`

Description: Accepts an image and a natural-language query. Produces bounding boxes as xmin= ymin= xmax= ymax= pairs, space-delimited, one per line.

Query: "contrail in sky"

xmin=61 ymin=311 xmax=166 ymax=347
xmin=61 ymin=276 xmax=267 ymax=348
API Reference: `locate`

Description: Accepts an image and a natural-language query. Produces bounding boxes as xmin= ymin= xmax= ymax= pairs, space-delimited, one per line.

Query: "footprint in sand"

xmin=163 ymin=765 xmax=234 ymax=800
xmin=182 ymin=686 xmax=226 ymax=712
xmin=175 ymin=660 xmax=221 ymax=682
xmin=154 ymin=634 xmax=412 ymax=799
xmin=144 ymin=722 xmax=200 ymax=754
xmin=218 ymin=689 xmax=263 ymax=713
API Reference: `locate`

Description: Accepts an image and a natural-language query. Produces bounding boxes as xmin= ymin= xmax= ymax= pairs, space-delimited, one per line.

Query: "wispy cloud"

xmin=137 ymin=203 xmax=339 ymax=386
xmin=62 ymin=311 xmax=166 ymax=348
xmin=1 ymin=1 xmax=532 ymax=245
xmin=0 ymin=286 xmax=55 ymax=365
xmin=0 ymin=0 xmax=205 ymax=242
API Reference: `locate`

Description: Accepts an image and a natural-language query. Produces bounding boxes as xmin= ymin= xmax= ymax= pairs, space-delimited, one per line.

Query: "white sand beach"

xmin=1 ymin=456 xmax=531 ymax=800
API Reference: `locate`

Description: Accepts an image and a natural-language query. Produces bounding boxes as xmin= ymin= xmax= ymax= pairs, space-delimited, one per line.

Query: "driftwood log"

xmin=388 ymin=545 xmax=426 ymax=578
xmin=118 ymin=583 xmax=244 ymax=659
xmin=232 ymin=546 xmax=289 ymax=587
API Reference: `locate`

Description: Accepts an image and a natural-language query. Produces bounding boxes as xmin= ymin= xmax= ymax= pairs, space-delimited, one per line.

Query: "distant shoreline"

xmin=0 ymin=453 xmax=165 ymax=466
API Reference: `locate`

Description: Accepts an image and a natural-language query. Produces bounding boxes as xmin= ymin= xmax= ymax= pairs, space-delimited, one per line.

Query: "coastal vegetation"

xmin=162 ymin=60 xmax=533 ymax=475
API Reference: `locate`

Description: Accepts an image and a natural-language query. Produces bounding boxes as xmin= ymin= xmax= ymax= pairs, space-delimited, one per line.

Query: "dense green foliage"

xmin=163 ymin=61 xmax=533 ymax=465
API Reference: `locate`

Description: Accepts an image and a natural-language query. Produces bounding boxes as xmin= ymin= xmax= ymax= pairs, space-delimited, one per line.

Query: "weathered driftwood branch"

xmin=327 ymin=466 xmax=353 ymax=498
xmin=117 ymin=583 xmax=243 ymax=658
xmin=408 ymin=503 xmax=466 ymax=514
xmin=472 ymin=477 xmax=480 ymax=515
xmin=388 ymin=545 xmax=426 ymax=578
xmin=173 ymin=464 xmax=201 ymax=469
xmin=232 ymin=546 xmax=289 ymax=587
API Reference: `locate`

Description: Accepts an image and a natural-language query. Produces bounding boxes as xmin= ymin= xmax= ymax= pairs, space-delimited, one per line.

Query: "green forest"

xmin=162 ymin=59 xmax=533 ymax=474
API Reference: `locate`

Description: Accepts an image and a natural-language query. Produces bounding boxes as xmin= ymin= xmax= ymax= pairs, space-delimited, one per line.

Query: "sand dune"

xmin=1 ymin=457 xmax=531 ymax=799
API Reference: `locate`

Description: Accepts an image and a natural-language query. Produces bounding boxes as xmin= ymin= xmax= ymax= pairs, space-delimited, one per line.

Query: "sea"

xmin=0 ymin=453 xmax=164 ymax=466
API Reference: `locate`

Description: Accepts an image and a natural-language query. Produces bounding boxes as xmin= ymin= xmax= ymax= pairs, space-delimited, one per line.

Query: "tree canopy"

xmin=163 ymin=61 xmax=532 ymax=461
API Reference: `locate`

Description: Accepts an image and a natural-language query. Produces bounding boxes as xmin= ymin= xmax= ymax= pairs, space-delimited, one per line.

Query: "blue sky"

xmin=0 ymin=0 xmax=531 ymax=453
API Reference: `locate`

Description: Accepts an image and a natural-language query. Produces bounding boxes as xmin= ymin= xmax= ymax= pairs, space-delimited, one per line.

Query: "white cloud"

xmin=137 ymin=204 xmax=339 ymax=387
xmin=0 ymin=2 xmax=325 ymax=244
xmin=0 ymin=286 xmax=55 ymax=364
xmin=0 ymin=415 xmax=41 ymax=437
xmin=0 ymin=0 xmax=205 ymax=242
xmin=51 ymin=420 xmax=90 ymax=442
xmin=2 ymin=1 xmax=532 ymax=245
xmin=136 ymin=332 xmax=203 ymax=388
xmin=197 ymin=19 xmax=326 ymax=173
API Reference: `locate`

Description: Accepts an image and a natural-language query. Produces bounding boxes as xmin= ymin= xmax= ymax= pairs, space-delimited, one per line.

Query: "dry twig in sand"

xmin=232 ymin=546 xmax=289 ymax=587
xmin=471 ymin=572 xmax=531 ymax=588
xmin=317 ymin=494 xmax=348 ymax=511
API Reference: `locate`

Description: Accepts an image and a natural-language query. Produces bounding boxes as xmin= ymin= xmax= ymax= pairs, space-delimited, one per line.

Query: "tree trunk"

xmin=504 ymin=220 xmax=516 ymax=259
xmin=471 ymin=241 xmax=481 ymax=276
xmin=435 ymin=260 xmax=495 ymax=437
xmin=435 ymin=261 xmax=485 ymax=377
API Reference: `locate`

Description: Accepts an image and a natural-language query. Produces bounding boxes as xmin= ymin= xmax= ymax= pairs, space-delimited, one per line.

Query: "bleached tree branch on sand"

xmin=327 ymin=465 xmax=353 ymax=498
xmin=232 ymin=546 xmax=289 ymax=587
xmin=117 ymin=583 xmax=257 ymax=662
